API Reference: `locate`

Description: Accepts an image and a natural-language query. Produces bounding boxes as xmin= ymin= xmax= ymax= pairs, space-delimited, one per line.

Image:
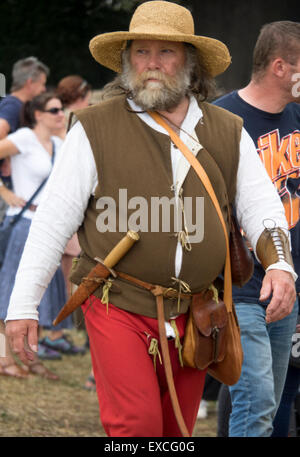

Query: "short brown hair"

xmin=252 ymin=21 xmax=300 ymax=79
xmin=55 ymin=75 xmax=91 ymax=107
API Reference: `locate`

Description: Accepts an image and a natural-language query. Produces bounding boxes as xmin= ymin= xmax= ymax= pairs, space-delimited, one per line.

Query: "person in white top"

xmin=54 ymin=75 xmax=92 ymax=299
xmin=4 ymin=1 xmax=297 ymax=437
xmin=0 ymin=92 xmax=67 ymax=380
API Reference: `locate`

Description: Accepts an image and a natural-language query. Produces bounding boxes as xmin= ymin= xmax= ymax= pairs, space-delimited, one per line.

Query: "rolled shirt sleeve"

xmin=235 ymin=128 xmax=297 ymax=281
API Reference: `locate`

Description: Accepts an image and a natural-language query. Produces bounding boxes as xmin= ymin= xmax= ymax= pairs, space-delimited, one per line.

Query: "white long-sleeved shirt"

xmin=5 ymin=96 xmax=296 ymax=322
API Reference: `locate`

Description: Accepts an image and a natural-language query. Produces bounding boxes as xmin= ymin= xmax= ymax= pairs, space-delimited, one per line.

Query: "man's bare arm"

xmin=0 ymin=118 xmax=10 ymax=139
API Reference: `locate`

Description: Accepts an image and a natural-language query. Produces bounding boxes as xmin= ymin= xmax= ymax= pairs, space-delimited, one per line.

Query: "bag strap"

xmin=148 ymin=111 xmax=233 ymax=313
xmin=10 ymin=140 xmax=56 ymax=225
xmin=156 ymin=293 xmax=190 ymax=437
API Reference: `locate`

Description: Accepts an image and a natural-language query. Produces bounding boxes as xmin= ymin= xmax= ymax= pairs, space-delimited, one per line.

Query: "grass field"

xmin=0 ymin=329 xmax=217 ymax=437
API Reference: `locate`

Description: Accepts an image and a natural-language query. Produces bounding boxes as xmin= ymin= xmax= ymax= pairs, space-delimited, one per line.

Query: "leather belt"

xmin=117 ymin=271 xmax=192 ymax=300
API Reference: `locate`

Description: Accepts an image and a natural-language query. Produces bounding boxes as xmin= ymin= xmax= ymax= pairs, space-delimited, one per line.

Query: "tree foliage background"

xmin=0 ymin=0 xmax=299 ymax=94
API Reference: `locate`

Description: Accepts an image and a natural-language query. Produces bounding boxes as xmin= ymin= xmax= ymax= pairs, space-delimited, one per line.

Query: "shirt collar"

xmin=127 ymin=95 xmax=203 ymax=136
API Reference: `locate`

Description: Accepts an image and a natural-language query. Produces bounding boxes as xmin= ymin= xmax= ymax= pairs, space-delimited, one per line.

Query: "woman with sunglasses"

xmin=53 ymin=76 xmax=92 ymax=297
xmin=0 ymin=92 xmax=69 ymax=380
xmin=39 ymin=76 xmax=93 ymax=360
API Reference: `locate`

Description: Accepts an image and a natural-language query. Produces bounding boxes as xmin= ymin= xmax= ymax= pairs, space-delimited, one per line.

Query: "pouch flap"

xmin=191 ymin=290 xmax=228 ymax=337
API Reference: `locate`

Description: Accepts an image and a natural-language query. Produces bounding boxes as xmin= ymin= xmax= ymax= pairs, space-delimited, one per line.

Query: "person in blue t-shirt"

xmin=0 ymin=95 xmax=23 ymax=135
xmin=214 ymin=21 xmax=300 ymax=437
xmin=0 ymin=57 xmax=49 ymax=218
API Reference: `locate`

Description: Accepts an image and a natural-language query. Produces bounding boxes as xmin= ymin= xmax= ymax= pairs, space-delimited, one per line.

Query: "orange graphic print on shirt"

xmin=257 ymin=129 xmax=300 ymax=229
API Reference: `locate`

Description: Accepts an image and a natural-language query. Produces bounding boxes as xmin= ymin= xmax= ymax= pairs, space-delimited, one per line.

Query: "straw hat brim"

xmin=89 ymin=31 xmax=231 ymax=77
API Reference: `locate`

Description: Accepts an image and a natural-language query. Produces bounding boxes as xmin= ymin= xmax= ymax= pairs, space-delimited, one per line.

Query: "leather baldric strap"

xmin=148 ymin=111 xmax=233 ymax=312
xmin=146 ymin=111 xmax=234 ymax=438
xmin=156 ymin=294 xmax=190 ymax=437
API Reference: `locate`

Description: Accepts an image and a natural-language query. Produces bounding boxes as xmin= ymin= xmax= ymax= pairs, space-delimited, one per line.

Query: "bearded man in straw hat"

xmin=4 ymin=1 xmax=297 ymax=437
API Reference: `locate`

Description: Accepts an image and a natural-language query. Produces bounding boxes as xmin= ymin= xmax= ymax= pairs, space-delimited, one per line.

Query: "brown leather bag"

xmin=182 ymin=289 xmax=228 ymax=369
xmin=182 ymin=292 xmax=243 ymax=386
xmin=230 ymin=209 xmax=254 ymax=287
xmin=207 ymin=304 xmax=243 ymax=385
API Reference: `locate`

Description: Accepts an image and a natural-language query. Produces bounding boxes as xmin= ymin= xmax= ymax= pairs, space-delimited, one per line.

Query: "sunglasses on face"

xmin=43 ymin=107 xmax=64 ymax=115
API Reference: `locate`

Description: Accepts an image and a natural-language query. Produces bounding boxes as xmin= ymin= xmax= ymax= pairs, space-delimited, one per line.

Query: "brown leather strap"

xmin=117 ymin=271 xmax=154 ymax=291
xmin=148 ymin=111 xmax=233 ymax=313
xmin=117 ymin=270 xmax=192 ymax=299
xmin=156 ymin=294 xmax=190 ymax=437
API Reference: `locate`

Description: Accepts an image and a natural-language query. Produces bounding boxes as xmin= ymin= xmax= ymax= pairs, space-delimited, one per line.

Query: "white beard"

xmin=121 ymin=54 xmax=193 ymax=111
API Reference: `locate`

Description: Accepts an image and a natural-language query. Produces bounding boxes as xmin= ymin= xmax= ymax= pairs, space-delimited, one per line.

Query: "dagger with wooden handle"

xmin=52 ymin=230 xmax=139 ymax=326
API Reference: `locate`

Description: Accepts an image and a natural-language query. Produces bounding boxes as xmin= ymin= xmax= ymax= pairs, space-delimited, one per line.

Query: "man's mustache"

xmin=136 ymin=71 xmax=171 ymax=85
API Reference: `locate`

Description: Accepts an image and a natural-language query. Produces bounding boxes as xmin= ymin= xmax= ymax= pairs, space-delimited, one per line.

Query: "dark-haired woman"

xmin=0 ymin=92 xmax=70 ymax=379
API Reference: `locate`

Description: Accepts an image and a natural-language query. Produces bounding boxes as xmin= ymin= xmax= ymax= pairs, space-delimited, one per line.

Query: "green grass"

xmin=0 ymin=329 xmax=217 ymax=437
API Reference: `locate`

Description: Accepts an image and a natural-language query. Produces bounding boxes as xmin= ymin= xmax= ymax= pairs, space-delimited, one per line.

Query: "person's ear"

xmin=271 ymin=58 xmax=289 ymax=78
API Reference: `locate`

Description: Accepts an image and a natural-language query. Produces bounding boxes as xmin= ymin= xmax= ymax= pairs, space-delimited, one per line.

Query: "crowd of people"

xmin=0 ymin=59 xmax=93 ymax=385
xmin=1 ymin=0 xmax=300 ymax=438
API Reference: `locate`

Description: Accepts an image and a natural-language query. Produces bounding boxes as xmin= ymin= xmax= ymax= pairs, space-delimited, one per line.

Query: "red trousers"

xmin=82 ymin=296 xmax=206 ymax=437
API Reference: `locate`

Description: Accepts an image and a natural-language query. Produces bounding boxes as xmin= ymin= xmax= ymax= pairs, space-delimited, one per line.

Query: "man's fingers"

xmin=12 ymin=334 xmax=34 ymax=364
xmin=266 ymin=284 xmax=287 ymax=323
xmin=266 ymin=280 xmax=296 ymax=322
xmin=259 ymin=274 xmax=272 ymax=301
xmin=27 ymin=324 xmax=38 ymax=353
xmin=263 ymin=270 xmax=296 ymax=323
xmin=5 ymin=319 xmax=38 ymax=364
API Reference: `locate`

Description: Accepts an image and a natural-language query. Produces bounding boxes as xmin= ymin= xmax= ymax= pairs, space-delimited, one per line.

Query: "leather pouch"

xmin=230 ymin=210 xmax=254 ymax=287
xmin=182 ymin=289 xmax=228 ymax=370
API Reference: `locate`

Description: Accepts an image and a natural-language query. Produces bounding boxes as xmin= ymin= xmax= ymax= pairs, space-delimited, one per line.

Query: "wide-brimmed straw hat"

xmin=89 ymin=1 xmax=231 ymax=77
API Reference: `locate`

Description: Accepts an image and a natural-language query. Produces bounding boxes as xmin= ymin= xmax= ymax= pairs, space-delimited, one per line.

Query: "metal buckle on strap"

xmin=94 ymin=257 xmax=118 ymax=278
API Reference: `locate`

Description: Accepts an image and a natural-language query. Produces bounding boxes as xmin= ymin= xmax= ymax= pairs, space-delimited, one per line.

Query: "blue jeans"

xmin=272 ymin=364 xmax=300 ymax=436
xmin=229 ymin=300 xmax=298 ymax=437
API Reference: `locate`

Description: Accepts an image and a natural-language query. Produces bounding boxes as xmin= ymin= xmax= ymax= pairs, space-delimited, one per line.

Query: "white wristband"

xmin=266 ymin=261 xmax=298 ymax=282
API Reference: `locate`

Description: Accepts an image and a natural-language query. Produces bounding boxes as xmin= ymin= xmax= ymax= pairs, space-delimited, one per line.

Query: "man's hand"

xmin=260 ymin=270 xmax=296 ymax=323
xmin=0 ymin=187 xmax=26 ymax=207
xmin=5 ymin=319 xmax=38 ymax=365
